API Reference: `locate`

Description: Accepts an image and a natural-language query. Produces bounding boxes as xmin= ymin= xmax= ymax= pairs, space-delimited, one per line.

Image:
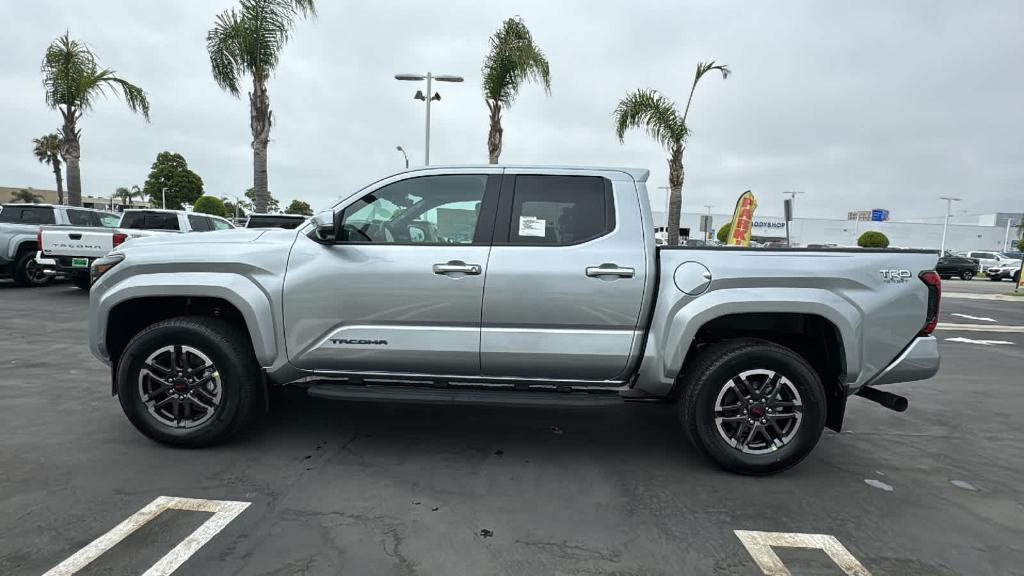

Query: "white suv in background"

xmin=958 ymin=250 xmax=1006 ymax=273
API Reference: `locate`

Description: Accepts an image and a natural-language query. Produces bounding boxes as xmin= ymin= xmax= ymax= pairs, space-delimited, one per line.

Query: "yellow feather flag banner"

xmin=727 ymin=190 xmax=758 ymax=247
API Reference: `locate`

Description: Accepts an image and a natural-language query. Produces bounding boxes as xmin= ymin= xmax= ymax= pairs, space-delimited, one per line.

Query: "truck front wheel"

xmin=679 ymin=338 xmax=826 ymax=475
xmin=116 ymin=316 xmax=260 ymax=447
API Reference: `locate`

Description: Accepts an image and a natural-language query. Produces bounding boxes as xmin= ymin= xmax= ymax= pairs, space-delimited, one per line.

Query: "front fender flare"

xmin=90 ymin=272 xmax=278 ymax=367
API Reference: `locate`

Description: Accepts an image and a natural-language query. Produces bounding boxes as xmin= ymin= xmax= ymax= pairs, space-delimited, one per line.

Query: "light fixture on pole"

xmin=396 ymin=146 xmax=409 ymax=169
xmin=395 ymin=72 xmax=463 ymax=166
xmin=783 ymin=191 xmax=804 ymax=248
xmin=704 ymin=204 xmax=714 ymax=241
xmin=938 ymin=196 xmax=961 ymax=255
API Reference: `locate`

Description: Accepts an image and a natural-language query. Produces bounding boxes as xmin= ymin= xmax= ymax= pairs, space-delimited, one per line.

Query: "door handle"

xmin=433 ymin=261 xmax=482 ymax=275
xmin=585 ymin=264 xmax=635 ymax=278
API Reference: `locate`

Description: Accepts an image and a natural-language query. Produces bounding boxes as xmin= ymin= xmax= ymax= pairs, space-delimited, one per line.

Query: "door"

xmin=480 ymin=172 xmax=649 ymax=382
xmin=284 ymin=171 xmax=500 ymax=376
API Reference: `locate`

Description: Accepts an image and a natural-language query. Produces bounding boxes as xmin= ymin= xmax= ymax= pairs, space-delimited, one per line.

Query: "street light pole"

xmin=395 ymin=72 xmax=463 ymax=166
xmin=938 ymin=196 xmax=962 ymax=255
xmin=1003 ymin=218 xmax=1013 ymax=252
xmin=704 ymin=204 xmax=714 ymax=241
xmin=396 ymin=146 xmax=409 ymax=169
xmin=161 ymin=187 xmax=167 ymax=210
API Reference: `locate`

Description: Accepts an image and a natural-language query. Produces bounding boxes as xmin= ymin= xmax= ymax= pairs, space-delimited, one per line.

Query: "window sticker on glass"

xmin=519 ymin=216 xmax=546 ymax=237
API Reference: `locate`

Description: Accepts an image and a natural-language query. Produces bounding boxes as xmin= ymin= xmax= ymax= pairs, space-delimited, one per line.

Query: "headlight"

xmin=91 ymin=253 xmax=125 ymax=284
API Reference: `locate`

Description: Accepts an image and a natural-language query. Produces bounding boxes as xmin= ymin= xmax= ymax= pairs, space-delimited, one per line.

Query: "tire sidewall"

xmin=691 ymin=345 xmax=826 ymax=474
xmin=117 ymin=323 xmax=245 ymax=445
xmin=14 ymin=250 xmax=52 ymax=287
xmin=960 ymin=270 xmax=974 ymax=281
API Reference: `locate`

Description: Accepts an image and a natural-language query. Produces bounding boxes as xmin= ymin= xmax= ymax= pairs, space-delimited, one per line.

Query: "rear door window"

xmin=0 ymin=206 xmax=56 ymax=224
xmin=188 ymin=214 xmax=213 ymax=232
xmin=211 ymin=218 xmax=234 ymax=230
xmin=503 ymin=175 xmax=614 ymax=245
xmin=66 ymin=209 xmax=93 ymax=226
xmin=120 ymin=212 xmax=181 ymax=231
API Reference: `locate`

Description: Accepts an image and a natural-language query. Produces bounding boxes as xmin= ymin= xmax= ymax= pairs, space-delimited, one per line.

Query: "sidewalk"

xmin=944 ymin=291 xmax=1024 ymax=302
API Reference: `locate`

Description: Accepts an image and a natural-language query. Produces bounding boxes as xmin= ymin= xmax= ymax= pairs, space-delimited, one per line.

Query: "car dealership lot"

xmin=1 ymin=281 xmax=1023 ymax=575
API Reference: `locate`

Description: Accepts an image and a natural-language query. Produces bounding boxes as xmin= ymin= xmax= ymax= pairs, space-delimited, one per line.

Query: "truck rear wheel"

xmin=71 ymin=274 xmax=91 ymax=291
xmin=678 ymin=338 xmax=826 ymax=475
xmin=12 ymin=249 xmax=52 ymax=287
xmin=116 ymin=316 xmax=260 ymax=447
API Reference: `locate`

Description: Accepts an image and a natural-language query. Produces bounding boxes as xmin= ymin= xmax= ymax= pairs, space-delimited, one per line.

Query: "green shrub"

xmin=1018 ymin=237 xmax=1024 ymax=252
xmin=193 ymin=195 xmax=226 ymax=217
xmin=716 ymin=224 xmax=732 ymax=243
xmin=857 ymin=230 xmax=890 ymax=248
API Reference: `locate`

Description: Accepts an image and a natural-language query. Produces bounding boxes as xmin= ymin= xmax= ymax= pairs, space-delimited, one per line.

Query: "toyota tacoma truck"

xmin=40 ymin=209 xmax=236 ymax=289
xmin=0 ymin=203 xmax=118 ymax=287
xmin=88 ymin=166 xmax=941 ymax=474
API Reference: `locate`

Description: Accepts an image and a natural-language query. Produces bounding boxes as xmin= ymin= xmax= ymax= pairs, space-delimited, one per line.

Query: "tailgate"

xmin=40 ymin=227 xmax=113 ymax=258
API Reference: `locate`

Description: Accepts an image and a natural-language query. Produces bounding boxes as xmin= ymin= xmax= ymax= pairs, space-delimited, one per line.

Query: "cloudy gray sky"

xmin=1 ymin=1 xmax=1021 ymax=219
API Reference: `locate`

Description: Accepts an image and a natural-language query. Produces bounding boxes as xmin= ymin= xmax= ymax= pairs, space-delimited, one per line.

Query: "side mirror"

xmin=312 ymin=210 xmax=337 ymax=242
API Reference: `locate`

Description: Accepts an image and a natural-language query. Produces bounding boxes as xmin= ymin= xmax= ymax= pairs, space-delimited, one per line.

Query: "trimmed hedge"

xmin=857 ymin=230 xmax=890 ymax=248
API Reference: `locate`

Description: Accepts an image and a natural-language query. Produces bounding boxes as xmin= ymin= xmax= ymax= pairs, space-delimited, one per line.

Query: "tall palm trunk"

xmin=250 ymin=77 xmax=272 ymax=213
xmin=487 ymin=100 xmax=503 ymax=164
xmin=52 ymin=157 xmax=65 ymax=205
xmin=666 ymin=146 xmax=684 ymax=246
xmin=62 ymin=110 xmax=83 ymax=207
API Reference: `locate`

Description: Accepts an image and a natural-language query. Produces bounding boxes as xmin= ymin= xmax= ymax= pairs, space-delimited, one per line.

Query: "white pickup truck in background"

xmin=39 ymin=209 xmax=236 ymax=289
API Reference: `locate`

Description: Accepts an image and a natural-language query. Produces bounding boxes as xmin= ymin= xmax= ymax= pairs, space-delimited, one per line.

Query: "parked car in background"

xmin=986 ymin=259 xmax=1022 ymax=283
xmin=957 ymin=250 xmax=1006 ymax=273
xmin=935 ymin=254 xmax=980 ymax=281
xmin=244 ymin=213 xmax=307 ymax=229
xmin=40 ymin=209 xmax=235 ymax=290
xmin=1 ymin=204 xmax=118 ymax=287
xmin=89 ymin=165 xmax=941 ymax=475
xmin=1001 ymin=251 xmax=1023 ymax=260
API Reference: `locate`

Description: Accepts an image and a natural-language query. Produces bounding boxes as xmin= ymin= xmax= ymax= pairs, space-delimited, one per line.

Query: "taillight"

xmin=919 ymin=271 xmax=941 ymax=335
xmin=36 ymin=228 xmax=43 ymax=252
xmin=112 ymin=232 xmax=128 ymax=248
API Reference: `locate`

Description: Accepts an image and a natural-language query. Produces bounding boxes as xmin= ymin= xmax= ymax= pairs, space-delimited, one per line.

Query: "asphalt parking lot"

xmin=1 ymin=279 xmax=1023 ymax=575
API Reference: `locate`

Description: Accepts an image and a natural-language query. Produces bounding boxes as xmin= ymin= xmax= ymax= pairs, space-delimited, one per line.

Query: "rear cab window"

xmin=499 ymin=175 xmax=615 ymax=246
xmin=187 ymin=215 xmax=213 ymax=232
xmin=0 ymin=206 xmax=56 ymax=224
xmin=120 ymin=212 xmax=181 ymax=231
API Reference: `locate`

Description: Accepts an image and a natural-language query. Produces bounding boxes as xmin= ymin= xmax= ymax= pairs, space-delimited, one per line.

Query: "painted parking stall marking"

xmin=43 ymin=496 xmax=250 ymax=576
xmin=935 ymin=323 xmax=1024 ymax=333
xmin=735 ymin=530 xmax=871 ymax=575
xmin=945 ymin=337 xmax=1015 ymax=346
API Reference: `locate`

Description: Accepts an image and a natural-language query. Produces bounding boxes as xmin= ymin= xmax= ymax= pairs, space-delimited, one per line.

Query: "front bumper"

xmin=866 ymin=336 xmax=940 ymax=386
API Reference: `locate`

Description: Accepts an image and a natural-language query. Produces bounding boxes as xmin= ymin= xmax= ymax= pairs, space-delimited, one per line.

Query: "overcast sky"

xmin=1 ymin=1 xmax=1021 ymax=219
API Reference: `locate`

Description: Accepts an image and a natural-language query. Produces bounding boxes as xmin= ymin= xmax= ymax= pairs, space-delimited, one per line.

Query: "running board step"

xmin=306 ymin=383 xmax=624 ymax=407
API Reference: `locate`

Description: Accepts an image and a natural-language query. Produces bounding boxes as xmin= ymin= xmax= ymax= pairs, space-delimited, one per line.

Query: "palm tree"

xmin=207 ymin=0 xmax=316 ymax=213
xmin=41 ymin=33 xmax=150 ymax=207
xmin=116 ymin=185 xmax=142 ymax=208
xmin=614 ymin=61 xmax=730 ymax=246
xmin=482 ymin=16 xmax=551 ymax=164
xmin=32 ymin=133 xmax=65 ymax=205
xmin=10 ymin=189 xmax=43 ymax=204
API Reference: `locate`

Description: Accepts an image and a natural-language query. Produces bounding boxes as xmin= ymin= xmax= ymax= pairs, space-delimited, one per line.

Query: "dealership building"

xmin=652 ymin=208 xmax=1021 ymax=253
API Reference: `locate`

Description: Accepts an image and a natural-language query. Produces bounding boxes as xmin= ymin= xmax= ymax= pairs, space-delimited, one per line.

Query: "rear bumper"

xmin=866 ymin=336 xmax=940 ymax=387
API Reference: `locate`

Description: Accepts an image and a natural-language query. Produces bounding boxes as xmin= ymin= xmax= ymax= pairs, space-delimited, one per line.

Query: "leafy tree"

xmin=858 ymin=230 xmax=890 ymax=248
xmin=1017 ymin=237 xmax=1023 ymax=252
xmin=142 ymin=152 xmax=204 ymax=210
xmin=482 ymin=16 xmax=551 ymax=164
xmin=614 ymin=61 xmax=730 ymax=246
xmin=193 ymin=195 xmax=227 ymax=217
xmin=245 ymin=187 xmax=279 ymax=212
xmin=32 ymin=133 xmax=65 ymax=205
xmin=41 ymin=33 xmax=149 ymax=207
xmin=10 ymin=189 xmax=43 ymax=203
xmin=284 ymin=199 xmax=312 ymax=215
xmin=115 ymin=185 xmax=142 ymax=208
xmin=207 ymin=0 xmax=316 ymax=213
xmin=716 ymin=224 xmax=732 ymax=243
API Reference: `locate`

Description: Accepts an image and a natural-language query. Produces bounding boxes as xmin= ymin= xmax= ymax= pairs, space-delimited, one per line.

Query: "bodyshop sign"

xmin=750 ymin=217 xmax=787 ymax=238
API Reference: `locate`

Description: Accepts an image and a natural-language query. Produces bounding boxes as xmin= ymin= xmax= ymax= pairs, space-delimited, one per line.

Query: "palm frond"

xmin=613 ymin=89 xmax=685 ymax=149
xmin=33 ymin=133 xmax=63 ymax=165
xmin=41 ymin=32 xmax=149 ymax=120
xmin=482 ymin=16 xmax=551 ymax=106
xmin=91 ymin=69 xmax=151 ymax=121
xmin=682 ymin=60 xmax=730 ymax=123
xmin=207 ymin=9 xmax=245 ymax=95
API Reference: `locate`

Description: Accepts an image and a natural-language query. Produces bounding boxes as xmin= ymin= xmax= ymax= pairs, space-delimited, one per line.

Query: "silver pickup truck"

xmin=88 ymin=166 xmax=941 ymax=474
xmin=0 ymin=203 xmax=118 ymax=286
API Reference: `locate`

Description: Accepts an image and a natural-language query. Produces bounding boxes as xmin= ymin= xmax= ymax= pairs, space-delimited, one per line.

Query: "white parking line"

xmin=950 ymin=313 xmax=997 ymax=323
xmin=935 ymin=323 xmax=1024 ymax=333
xmin=43 ymin=496 xmax=250 ymax=576
xmin=945 ymin=337 xmax=1015 ymax=346
xmin=735 ymin=530 xmax=871 ymax=576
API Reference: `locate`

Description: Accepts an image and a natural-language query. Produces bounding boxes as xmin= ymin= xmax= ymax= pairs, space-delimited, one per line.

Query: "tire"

xmin=116 ymin=316 xmax=260 ymax=447
xmin=12 ymin=249 xmax=52 ymax=287
xmin=678 ymin=338 xmax=826 ymax=475
xmin=959 ymin=270 xmax=974 ymax=281
xmin=72 ymin=274 xmax=91 ymax=291
xmin=989 ymin=275 xmax=1002 ymax=281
